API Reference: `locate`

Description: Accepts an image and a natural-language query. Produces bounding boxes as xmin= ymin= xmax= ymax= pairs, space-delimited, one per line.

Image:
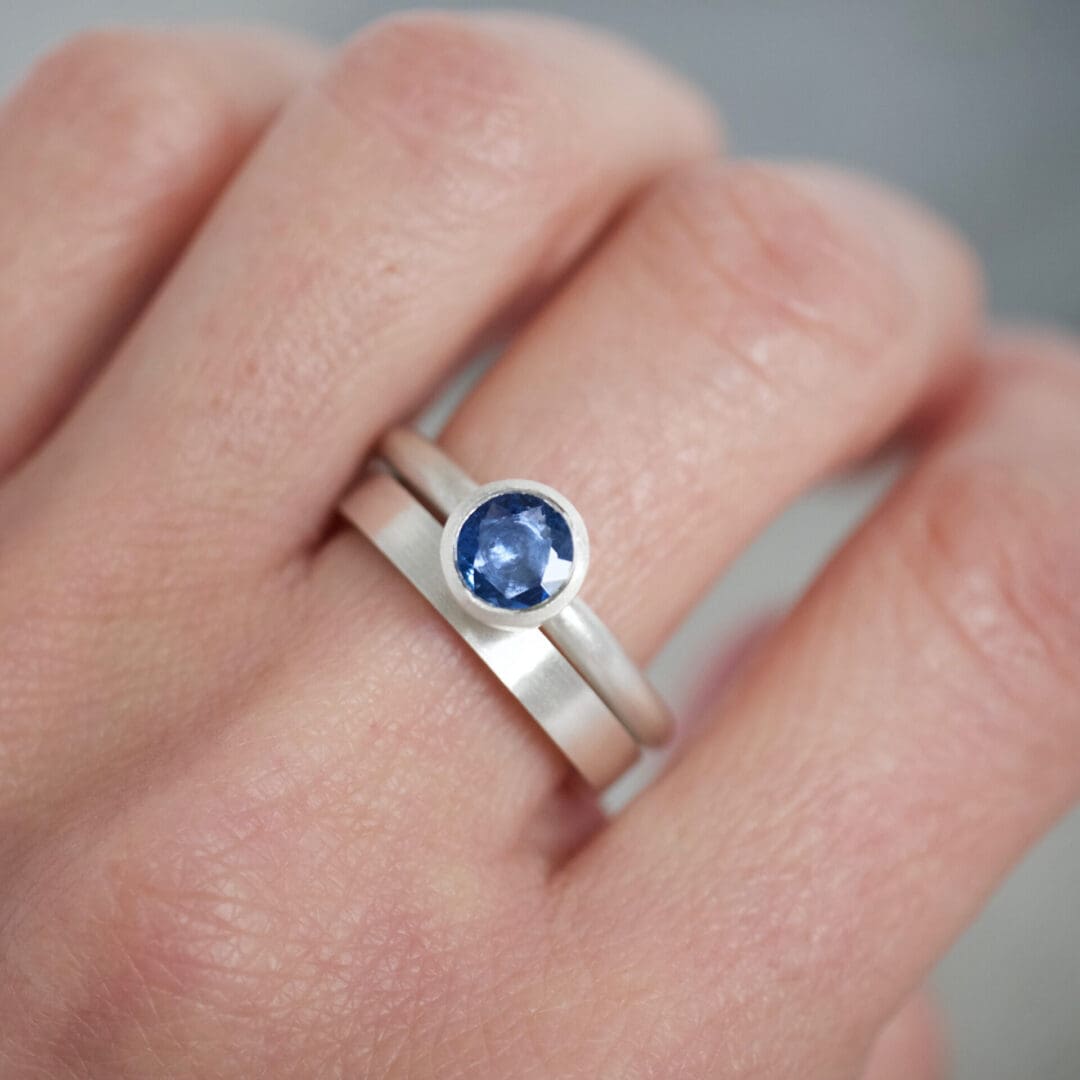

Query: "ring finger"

xmin=0 ymin=13 xmax=717 ymax=842
xmin=308 ymin=157 xmax=980 ymax=847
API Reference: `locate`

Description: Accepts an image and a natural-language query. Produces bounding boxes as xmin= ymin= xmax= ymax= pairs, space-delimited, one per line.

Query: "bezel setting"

xmin=439 ymin=479 xmax=590 ymax=630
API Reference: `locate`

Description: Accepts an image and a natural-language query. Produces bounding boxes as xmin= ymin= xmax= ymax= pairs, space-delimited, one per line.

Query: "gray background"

xmin=2 ymin=1 xmax=1078 ymax=1077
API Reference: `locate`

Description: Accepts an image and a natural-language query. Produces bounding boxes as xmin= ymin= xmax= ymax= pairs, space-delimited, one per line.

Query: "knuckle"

xmin=322 ymin=13 xmax=558 ymax=191
xmin=1 ymin=799 xmax=474 ymax=1076
xmin=4 ymin=829 xmax=283 ymax=1071
xmin=911 ymin=445 xmax=1080 ymax=728
xmin=639 ymin=162 xmax=912 ymax=387
xmin=989 ymin=332 xmax=1080 ymax=403
xmin=22 ymin=31 xmax=233 ymax=200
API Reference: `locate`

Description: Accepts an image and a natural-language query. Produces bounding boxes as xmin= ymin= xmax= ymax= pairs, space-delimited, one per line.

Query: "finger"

xmin=0 ymin=28 xmax=321 ymax=476
xmin=0 ymin=14 xmax=715 ymax=862
xmin=438 ymin=161 xmax=979 ymax=645
xmin=861 ymin=995 xmax=945 ymax=1080
xmin=309 ymin=159 xmax=978 ymax=836
xmin=564 ymin=338 xmax=1080 ymax=1076
xmin=18 ymin=12 xmax=717 ymax=561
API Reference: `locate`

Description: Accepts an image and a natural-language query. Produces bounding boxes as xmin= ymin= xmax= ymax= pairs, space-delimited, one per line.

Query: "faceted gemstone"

xmin=455 ymin=492 xmax=574 ymax=610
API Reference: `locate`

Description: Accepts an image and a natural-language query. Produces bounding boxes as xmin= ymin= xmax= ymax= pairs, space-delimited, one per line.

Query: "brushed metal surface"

xmin=379 ymin=427 xmax=674 ymax=746
xmin=341 ymin=472 xmax=640 ymax=787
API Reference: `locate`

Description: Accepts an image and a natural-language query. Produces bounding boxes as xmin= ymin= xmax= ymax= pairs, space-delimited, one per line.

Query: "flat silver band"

xmin=378 ymin=427 xmax=674 ymax=747
xmin=341 ymin=472 xmax=640 ymax=788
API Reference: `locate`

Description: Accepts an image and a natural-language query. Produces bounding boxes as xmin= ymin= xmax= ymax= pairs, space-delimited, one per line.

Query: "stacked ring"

xmin=339 ymin=428 xmax=673 ymax=788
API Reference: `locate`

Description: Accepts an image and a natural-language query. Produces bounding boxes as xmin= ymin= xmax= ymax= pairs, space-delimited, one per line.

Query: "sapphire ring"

xmin=439 ymin=478 xmax=589 ymax=632
xmin=339 ymin=428 xmax=672 ymax=787
xmin=372 ymin=428 xmax=673 ymax=752
xmin=340 ymin=473 xmax=638 ymax=788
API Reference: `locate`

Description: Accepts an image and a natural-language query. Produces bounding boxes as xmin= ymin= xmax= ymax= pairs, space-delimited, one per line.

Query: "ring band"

xmin=378 ymin=428 xmax=674 ymax=748
xmin=340 ymin=472 xmax=639 ymax=787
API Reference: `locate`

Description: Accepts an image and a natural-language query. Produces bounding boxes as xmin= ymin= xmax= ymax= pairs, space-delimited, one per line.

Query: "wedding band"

xmin=377 ymin=427 xmax=674 ymax=747
xmin=340 ymin=472 xmax=640 ymax=787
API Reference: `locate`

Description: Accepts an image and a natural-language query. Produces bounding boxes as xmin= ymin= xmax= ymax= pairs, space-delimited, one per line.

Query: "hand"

xmin=1 ymin=14 xmax=1077 ymax=1079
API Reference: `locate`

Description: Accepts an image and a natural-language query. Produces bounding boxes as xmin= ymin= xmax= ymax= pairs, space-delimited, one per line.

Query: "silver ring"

xmin=340 ymin=472 xmax=639 ymax=788
xmin=377 ymin=427 xmax=674 ymax=748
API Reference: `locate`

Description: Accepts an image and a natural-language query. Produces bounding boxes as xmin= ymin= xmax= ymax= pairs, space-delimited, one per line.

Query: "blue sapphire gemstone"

xmin=455 ymin=492 xmax=574 ymax=610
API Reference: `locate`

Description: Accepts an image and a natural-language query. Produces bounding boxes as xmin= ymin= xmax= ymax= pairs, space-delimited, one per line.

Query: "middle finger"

xmin=12 ymin=13 xmax=716 ymax=562
xmin=0 ymin=12 xmax=716 ymax=861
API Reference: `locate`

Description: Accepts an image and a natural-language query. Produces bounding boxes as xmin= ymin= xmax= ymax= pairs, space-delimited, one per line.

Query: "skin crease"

xmin=0 ymin=11 xmax=1077 ymax=1080
xmin=0 ymin=29 xmax=324 ymax=475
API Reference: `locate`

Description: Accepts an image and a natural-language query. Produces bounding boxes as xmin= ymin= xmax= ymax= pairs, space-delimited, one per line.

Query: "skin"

xmin=0 ymin=12 xmax=1077 ymax=1079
